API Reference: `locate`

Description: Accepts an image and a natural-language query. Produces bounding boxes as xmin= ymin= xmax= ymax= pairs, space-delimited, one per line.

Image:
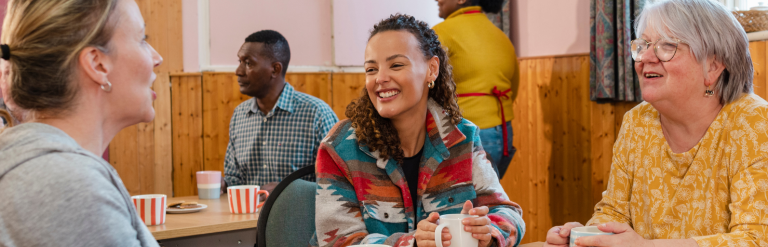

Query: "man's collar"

xmin=249 ymin=83 xmax=296 ymax=115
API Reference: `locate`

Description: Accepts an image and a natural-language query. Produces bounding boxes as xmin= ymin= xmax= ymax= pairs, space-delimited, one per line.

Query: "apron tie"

xmin=457 ymin=86 xmax=511 ymax=156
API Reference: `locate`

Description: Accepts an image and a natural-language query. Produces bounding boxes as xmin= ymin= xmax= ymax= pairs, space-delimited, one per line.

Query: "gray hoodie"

xmin=0 ymin=123 xmax=159 ymax=247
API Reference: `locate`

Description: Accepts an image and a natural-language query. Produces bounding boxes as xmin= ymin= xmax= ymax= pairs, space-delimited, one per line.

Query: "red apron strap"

xmin=457 ymin=86 xmax=512 ymax=156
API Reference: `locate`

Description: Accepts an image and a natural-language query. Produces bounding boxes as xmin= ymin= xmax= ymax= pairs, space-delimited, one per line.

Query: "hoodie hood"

xmin=0 ymin=123 xmax=95 ymax=178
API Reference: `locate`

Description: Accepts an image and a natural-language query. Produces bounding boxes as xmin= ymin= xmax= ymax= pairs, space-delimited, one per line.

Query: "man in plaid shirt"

xmin=223 ymin=30 xmax=338 ymax=193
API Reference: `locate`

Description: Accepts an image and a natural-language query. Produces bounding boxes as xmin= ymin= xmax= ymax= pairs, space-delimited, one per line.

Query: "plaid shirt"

xmin=224 ymin=83 xmax=338 ymax=186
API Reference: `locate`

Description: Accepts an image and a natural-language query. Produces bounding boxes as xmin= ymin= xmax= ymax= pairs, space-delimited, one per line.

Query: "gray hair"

xmin=636 ymin=0 xmax=753 ymax=104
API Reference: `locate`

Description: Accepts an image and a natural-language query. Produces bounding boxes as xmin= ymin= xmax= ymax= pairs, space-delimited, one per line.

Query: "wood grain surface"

xmin=153 ymin=73 xmax=174 ymax=196
xmin=518 ymin=242 xmax=544 ymax=247
xmin=330 ymin=73 xmax=366 ymax=119
xmin=146 ymin=195 xmax=259 ymax=240
xmin=171 ymin=75 xmax=204 ymax=197
xmin=202 ymin=72 xmax=249 ymax=173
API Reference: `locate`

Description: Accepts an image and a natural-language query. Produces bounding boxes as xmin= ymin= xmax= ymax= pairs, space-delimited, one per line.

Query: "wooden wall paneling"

xmin=507 ymin=57 xmax=556 ymax=243
xmin=750 ymin=41 xmax=767 ymax=99
xmin=560 ymin=56 xmax=593 ymax=224
xmin=202 ymin=72 xmax=249 ymax=172
xmin=611 ymin=102 xmax=638 ymax=140
xmin=136 ymin=0 xmax=183 ymax=74
xmin=505 ymin=55 xmax=595 ymax=243
xmin=330 ymin=73 xmax=367 ymax=119
xmin=286 ymin=73 xmax=333 ymax=104
xmin=110 ymin=125 xmax=140 ymax=194
xmin=544 ymin=57 xmax=567 ymax=229
xmin=505 ymin=58 xmax=541 ymax=243
xmin=590 ymin=101 xmax=614 ymax=209
xmin=137 ymin=121 xmax=155 ymax=194
xmin=172 ymin=75 xmax=205 ymax=197
xmin=533 ymin=58 xmax=553 ymax=243
xmin=154 ymin=72 xmax=173 ymax=196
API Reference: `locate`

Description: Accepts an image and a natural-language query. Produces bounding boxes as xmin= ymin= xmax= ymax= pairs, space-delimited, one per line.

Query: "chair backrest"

xmin=256 ymin=165 xmax=316 ymax=247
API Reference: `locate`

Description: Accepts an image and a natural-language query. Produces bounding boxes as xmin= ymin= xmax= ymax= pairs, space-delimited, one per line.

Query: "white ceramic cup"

xmin=570 ymin=226 xmax=613 ymax=247
xmin=434 ymin=214 xmax=479 ymax=247
xmin=131 ymin=194 xmax=167 ymax=226
xmin=227 ymin=185 xmax=269 ymax=214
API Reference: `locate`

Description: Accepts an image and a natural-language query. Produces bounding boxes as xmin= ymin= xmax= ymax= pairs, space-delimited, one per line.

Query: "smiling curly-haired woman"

xmin=311 ymin=14 xmax=525 ymax=247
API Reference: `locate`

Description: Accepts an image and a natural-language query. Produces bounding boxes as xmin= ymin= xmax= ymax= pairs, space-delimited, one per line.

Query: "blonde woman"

xmin=0 ymin=0 xmax=162 ymax=246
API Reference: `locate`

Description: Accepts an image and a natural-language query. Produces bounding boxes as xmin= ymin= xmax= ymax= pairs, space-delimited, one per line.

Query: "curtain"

xmin=486 ymin=0 xmax=511 ymax=36
xmin=590 ymin=0 xmax=645 ymax=102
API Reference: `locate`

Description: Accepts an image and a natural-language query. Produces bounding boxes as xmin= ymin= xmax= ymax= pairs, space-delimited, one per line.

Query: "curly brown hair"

xmin=345 ymin=14 xmax=462 ymax=163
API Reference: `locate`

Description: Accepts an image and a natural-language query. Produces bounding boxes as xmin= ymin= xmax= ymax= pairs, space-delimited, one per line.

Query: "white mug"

xmin=434 ymin=214 xmax=478 ymax=247
xmin=570 ymin=226 xmax=613 ymax=247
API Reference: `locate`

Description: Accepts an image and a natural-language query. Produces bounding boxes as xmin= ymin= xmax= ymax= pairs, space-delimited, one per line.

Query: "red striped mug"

xmin=131 ymin=194 xmax=167 ymax=226
xmin=227 ymin=185 xmax=269 ymax=214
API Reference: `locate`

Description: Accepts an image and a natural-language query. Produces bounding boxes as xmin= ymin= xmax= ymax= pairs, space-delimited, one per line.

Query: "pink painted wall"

xmin=182 ymin=0 xmax=591 ymax=70
xmin=511 ymin=0 xmax=590 ymax=58
xmin=332 ymin=0 xmax=441 ymax=66
xmin=208 ymin=0 xmax=333 ymax=67
xmin=182 ymin=0 xmax=199 ymax=72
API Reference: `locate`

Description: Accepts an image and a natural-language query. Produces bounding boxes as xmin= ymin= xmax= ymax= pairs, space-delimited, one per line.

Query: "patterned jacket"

xmin=311 ymin=99 xmax=525 ymax=247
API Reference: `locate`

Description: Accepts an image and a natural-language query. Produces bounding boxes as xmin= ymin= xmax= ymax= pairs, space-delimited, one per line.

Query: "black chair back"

xmin=255 ymin=165 xmax=316 ymax=247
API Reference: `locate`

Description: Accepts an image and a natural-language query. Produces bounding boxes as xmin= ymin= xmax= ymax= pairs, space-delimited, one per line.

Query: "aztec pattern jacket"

xmin=311 ymin=99 xmax=525 ymax=247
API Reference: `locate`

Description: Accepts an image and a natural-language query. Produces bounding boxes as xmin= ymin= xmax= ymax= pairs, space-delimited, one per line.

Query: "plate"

xmin=166 ymin=204 xmax=207 ymax=214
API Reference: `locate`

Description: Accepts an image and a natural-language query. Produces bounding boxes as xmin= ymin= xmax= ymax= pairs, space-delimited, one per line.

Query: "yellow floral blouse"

xmin=587 ymin=94 xmax=768 ymax=246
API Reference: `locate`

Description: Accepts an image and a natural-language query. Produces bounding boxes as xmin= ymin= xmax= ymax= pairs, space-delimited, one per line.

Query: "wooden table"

xmin=147 ymin=196 xmax=542 ymax=246
xmin=519 ymin=242 xmax=544 ymax=247
xmin=147 ymin=196 xmax=259 ymax=246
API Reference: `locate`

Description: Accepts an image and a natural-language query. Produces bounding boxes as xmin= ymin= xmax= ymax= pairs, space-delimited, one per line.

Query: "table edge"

xmin=151 ymin=220 xmax=259 ymax=240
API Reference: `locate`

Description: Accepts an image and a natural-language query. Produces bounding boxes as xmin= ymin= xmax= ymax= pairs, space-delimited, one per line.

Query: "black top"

xmin=401 ymin=148 xmax=424 ymax=210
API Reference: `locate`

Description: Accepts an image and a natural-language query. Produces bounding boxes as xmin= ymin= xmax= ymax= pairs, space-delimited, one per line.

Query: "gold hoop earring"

xmin=101 ymin=80 xmax=112 ymax=92
xmin=704 ymin=85 xmax=714 ymax=97
xmin=428 ymin=81 xmax=435 ymax=89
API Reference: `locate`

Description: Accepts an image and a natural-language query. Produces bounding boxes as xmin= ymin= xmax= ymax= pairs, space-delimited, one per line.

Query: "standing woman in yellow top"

xmin=433 ymin=0 xmax=519 ymax=179
xmin=545 ymin=0 xmax=768 ymax=246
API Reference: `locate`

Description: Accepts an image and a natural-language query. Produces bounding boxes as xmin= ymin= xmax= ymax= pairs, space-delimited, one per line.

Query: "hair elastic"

xmin=0 ymin=44 xmax=10 ymax=60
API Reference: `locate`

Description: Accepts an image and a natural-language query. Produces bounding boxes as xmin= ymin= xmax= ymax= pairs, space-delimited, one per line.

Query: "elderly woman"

xmin=0 ymin=0 xmax=163 ymax=246
xmin=545 ymin=0 xmax=768 ymax=246
xmin=312 ymin=14 xmax=525 ymax=247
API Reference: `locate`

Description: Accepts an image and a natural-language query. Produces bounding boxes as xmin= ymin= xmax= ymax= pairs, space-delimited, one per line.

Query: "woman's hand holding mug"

xmin=415 ymin=212 xmax=451 ymax=247
xmin=544 ymin=222 xmax=584 ymax=247
xmin=459 ymin=200 xmax=497 ymax=247
xmin=415 ymin=200 xmax=498 ymax=247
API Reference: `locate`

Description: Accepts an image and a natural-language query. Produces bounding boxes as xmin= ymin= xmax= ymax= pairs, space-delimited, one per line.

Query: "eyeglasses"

xmin=630 ymin=38 xmax=686 ymax=62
